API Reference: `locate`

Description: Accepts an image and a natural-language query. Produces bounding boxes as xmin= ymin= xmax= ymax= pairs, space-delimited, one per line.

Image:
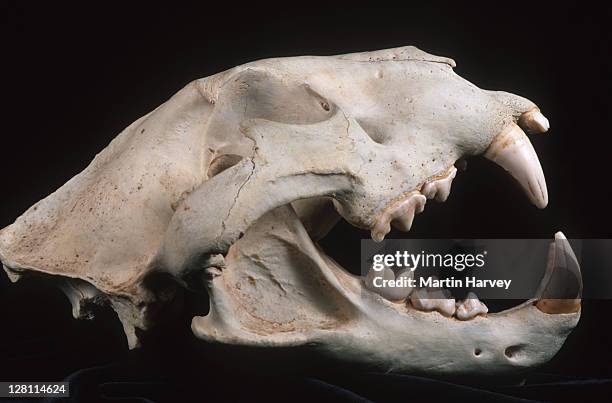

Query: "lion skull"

xmin=0 ymin=46 xmax=581 ymax=377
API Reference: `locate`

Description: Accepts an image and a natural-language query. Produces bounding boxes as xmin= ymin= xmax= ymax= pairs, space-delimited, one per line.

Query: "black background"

xmin=0 ymin=2 xmax=610 ymax=402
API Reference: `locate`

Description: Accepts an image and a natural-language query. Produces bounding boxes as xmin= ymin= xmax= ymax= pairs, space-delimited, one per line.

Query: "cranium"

xmin=0 ymin=46 xmax=582 ymax=378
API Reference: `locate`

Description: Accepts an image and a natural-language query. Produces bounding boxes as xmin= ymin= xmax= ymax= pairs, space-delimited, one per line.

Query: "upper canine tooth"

xmin=484 ymin=123 xmax=548 ymax=209
xmin=519 ymin=108 xmax=550 ymax=134
xmin=455 ymin=292 xmax=488 ymax=320
xmin=421 ymin=166 xmax=457 ymax=202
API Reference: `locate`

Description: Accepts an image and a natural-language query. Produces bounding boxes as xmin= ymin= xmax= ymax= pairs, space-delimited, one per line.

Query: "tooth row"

xmin=421 ymin=166 xmax=457 ymax=202
xmin=409 ymin=288 xmax=488 ymax=321
xmin=370 ymin=166 xmax=461 ymax=242
xmin=370 ymin=192 xmax=426 ymax=242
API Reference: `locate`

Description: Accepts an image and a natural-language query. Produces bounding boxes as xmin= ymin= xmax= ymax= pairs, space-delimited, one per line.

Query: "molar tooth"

xmin=421 ymin=167 xmax=457 ymax=202
xmin=455 ymin=292 xmax=488 ymax=320
xmin=410 ymin=287 xmax=456 ymax=317
xmin=364 ymin=267 xmax=413 ymax=302
xmin=484 ymin=123 xmax=548 ymax=208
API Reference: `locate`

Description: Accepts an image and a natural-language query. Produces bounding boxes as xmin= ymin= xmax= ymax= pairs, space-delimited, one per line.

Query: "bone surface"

xmin=0 ymin=46 xmax=579 ymax=377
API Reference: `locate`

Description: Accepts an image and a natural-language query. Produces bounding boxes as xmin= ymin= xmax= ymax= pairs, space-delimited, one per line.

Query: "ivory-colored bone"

xmin=0 ymin=46 xmax=577 ymax=376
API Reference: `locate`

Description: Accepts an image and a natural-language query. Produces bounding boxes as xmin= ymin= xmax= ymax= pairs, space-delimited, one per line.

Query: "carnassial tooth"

xmin=365 ymin=267 xmax=413 ymax=302
xmin=484 ymin=123 xmax=548 ymax=208
xmin=410 ymin=287 xmax=456 ymax=317
xmin=455 ymin=292 xmax=488 ymax=320
xmin=421 ymin=166 xmax=457 ymax=202
xmin=371 ymin=192 xmax=426 ymax=242
xmin=389 ymin=193 xmax=426 ymax=232
xmin=519 ymin=107 xmax=550 ymax=134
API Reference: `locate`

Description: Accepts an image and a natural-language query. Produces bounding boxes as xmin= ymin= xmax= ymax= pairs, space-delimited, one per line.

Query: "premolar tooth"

xmin=364 ymin=267 xmax=413 ymax=302
xmin=421 ymin=166 xmax=457 ymax=202
xmin=484 ymin=123 xmax=548 ymax=209
xmin=371 ymin=192 xmax=426 ymax=242
xmin=519 ymin=108 xmax=550 ymax=134
xmin=455 ymin=292 xmax=488 ymax=320
xmin=410 ymin=287 xmax=456 ymax=317
xmin=370 ymin=224 xmax=390 ymax=243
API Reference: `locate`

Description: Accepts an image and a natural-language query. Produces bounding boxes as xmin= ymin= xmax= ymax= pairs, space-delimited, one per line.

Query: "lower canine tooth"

xmin=455 ymin=292 xmax=488 ymax=320
xmin=410 ymin=288 xmax=456 ymax=317
xmin=535 ymin=231 xmax=582 ymax=314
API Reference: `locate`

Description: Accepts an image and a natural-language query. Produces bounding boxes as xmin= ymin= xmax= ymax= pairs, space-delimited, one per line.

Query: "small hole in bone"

xmin=474 ymin=348 xmax=482 ymax=356
xmin=320 ymin=101 xmax=330 ymax=111
xmin=504 ymin=345 xmax=522 ymax=359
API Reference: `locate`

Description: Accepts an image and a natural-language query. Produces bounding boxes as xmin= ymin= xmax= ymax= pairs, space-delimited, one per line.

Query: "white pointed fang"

xmin=371 ymin=192 xmax=426 ymax=242
xmin=535 ymin=231 xmax=582 ymax=314
xmin=519 ymin=108 xmax=550 ymax=134
xmin=484 ymin=123 xmax=548 ymax=209
xmin=421 ymin=166 xmax=457 ymax=202
xmin=455 ymin=292 xmax=488 ymax=320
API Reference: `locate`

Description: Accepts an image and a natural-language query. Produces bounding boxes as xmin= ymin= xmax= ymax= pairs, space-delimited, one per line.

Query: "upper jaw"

xmin=368 ymin=110 xmax=550 ymax=242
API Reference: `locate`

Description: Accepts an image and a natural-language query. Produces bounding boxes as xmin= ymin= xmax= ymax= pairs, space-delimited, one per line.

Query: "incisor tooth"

xmin=484 ymin=123 xmax=548 ymax=208
xmin=519 ymin=108 xmax=550 ymax=134
xmin=455 ymin=292 xmax=488 ymax=320
xmin=421 ymin=166 xmax=457 ymax=202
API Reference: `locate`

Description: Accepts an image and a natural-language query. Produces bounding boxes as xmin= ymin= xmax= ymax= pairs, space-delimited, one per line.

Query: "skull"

xmin=0 ymin=46 xmax=581 ymax=377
